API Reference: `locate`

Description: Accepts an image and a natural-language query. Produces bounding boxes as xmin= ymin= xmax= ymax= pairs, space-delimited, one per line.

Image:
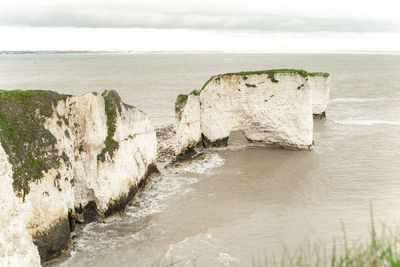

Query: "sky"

xmin=0 ymin=0 xmax=399 ymax=52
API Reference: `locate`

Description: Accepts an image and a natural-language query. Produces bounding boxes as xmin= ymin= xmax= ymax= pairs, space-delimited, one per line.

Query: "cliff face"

xmin=175 ymin=94 xmax=201 ymax=155
xmin=0 ymin=90 xmax=158 ymax=264
xmin=200 ymin=72 xmax=313 ymax=149
xmin=46 ymin=91 xmax=157 ymax=216
xmin=0 ymin=145 xmax=41 ymax=267
xmin=175 ymin=70 xmax=328 ymax=153
xmin=309 ymin=74 xmax=330 ymax=117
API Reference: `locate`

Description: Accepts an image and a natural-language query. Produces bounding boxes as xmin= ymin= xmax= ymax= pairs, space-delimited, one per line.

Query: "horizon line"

xmin=1 ymin=50 xmax=400 ymax=55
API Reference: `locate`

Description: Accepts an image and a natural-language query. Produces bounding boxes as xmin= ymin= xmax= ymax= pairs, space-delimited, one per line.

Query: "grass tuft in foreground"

xmin=152 ymin=207 xmax=400 ymax=267
xmin=252 ymin=207 xmax=400 ymax=267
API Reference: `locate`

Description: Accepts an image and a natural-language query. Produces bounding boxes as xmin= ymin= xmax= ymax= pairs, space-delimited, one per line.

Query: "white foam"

xmin=217 ymin=252 xmax=240 ymax=265
xmin=125 ymin=175 xmax=198 ymax=219
xmin=178 ymin=153 xmax=225 ymax=174
xmin=334 ymin=119 xmax=400 ymax=126
xmin=65 ymin=174 xmax=199 ymax=263
xmin=164 ymin=233 xmax=215 ymax=259
xmin=163 ymin=233 xmax=241 ymax=266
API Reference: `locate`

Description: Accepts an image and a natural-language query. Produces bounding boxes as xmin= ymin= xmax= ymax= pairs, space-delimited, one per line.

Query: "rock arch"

xmin=175 ymin=69 xmax=330 ymax=153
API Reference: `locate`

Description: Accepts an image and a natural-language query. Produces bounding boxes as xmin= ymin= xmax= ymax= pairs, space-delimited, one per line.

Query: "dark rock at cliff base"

xmin=33 ymin=218 xmax=72 ymax=264
xmin=202 ymin=134 xmax=229 ymax=148
xmin=313 ymin=111 xmax=326 ymax=119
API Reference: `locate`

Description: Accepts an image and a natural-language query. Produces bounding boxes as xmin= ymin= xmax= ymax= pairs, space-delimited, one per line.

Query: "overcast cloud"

xmin=0 ymin=0 xmax=399 ymax=51
xmin=1 ymin=0 xmax=399 ymax=32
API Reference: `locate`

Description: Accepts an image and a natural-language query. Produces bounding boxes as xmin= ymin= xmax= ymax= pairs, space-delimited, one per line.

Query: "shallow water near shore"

xmin=1 ymin=53 xmax=400 ymax=266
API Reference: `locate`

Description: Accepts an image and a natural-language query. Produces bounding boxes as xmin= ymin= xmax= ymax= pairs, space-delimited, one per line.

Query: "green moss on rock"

xmin=201 ymin=76 xmax=215 ymax=91
xmin=175 ymin=69 xmax=329 ymax=121
xmin=307 ymin=72 xmax=330 ymax=77
xmin=245 ymin=83 xmax=257 ymax=88
xmin=175 ymin=94 xmax=188 ymax=120
xmin=97 ymin=90 xmax=121 ymax=162
xmin=175 ymin=90 xmax=201 ymax=120
xmin=227 ymin=69 xmax=309 ymax=77
xmin=0 ymin=90 xmax=70 ymax=199
xmin=176 ymin=94 xmax=188 ymax=103
xmin=200 ymin=69 xmax=329 ymax=90
xmin=190 ymin=90 xmax=200 ymax=96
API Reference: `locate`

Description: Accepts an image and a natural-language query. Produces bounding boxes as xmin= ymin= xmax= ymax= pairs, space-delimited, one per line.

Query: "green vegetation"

xmin=0 ymin=90 xmax=70 ymax=199
xmin=307 ymin=72 xmax=330 ymax=77
xmin=198 ymin=69 xmax=329 ymax=92
xmin=176 ymin=94 xmax=189 ymax=103
xmin=152 ymin=207 xmax=400 ymax=266
xmin=0 ymin=89 xmax=48 ymax=100
xmin=201 ymin=76 xmax=216 ymax=91
xmin=174 ymin=90 xmax=201 ymax=119
xmin=97 ymin=90 xmax=121 ymax=162
xmin=175 ymin=69 xmax=329 ymax=117
xmin=175 ymin=94 xmax=189 ymax=121
xmin=190 ymin=90 xmax=200 ymax=96
xmin=251 ymin=207 xmax=400 ymax=267
xmin=227 ymin=69 xmax=308 ymax=77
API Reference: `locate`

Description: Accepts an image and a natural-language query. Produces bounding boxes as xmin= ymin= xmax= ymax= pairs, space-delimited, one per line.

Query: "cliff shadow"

xmin=227 ymin=130 xmax=249 ymax=146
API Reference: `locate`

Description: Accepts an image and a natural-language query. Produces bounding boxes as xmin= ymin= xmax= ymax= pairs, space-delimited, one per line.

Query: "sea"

xmin=0 ymin=52 xmax=399 ymax=266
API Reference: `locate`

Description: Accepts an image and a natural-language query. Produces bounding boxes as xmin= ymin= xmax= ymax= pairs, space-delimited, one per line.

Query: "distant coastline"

xmin=1 ymin=50 xmax=400 ymax=55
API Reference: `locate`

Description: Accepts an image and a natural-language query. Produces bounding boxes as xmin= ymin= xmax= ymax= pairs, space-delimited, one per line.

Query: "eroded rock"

xmin=175 ymin=69 xmax=329 ymax=153
xmin=0 ymin=89 xmax=158 ymax=264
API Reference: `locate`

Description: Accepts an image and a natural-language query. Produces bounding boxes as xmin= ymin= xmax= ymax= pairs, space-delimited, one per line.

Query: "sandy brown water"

xmin=1 ymin=53 xmax=400 ymax=266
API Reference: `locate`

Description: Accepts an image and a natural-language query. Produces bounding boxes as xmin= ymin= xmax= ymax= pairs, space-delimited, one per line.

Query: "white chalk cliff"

xmin=46 ymin=91 xmax=157 ymax=216
xmin=175 ymin=94 xmax=201 ymax=155
xmin=0 ymin=145 xmax=41 ymax=267
xmin=175 ymin=70 xmax=330 ymax=153
xmin=0 ymin=90 xmax=157 ymax=264
xmin=200 ymin=73 xmax=313 ymax=149
xmin=309 ymin=74 xmax=330 ymax=117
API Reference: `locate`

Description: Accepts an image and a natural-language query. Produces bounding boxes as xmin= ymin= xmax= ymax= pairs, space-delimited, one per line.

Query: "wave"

xmin=172 ymin=152 xmax=225 ymax=174
xmin=334 ymin=119 xmax=400 ymax=126
xmin=131 ymin=153 xmax=225 ymax=220
xmin=70 ymin=175 xmax=199 ymax=253
xmin=330 ymin=97 xmax=390 ymax=103
xmin=125 ymin=175 xmax=198 ymax=219
xmin=164 ymin=233 xmax=240 ymax=266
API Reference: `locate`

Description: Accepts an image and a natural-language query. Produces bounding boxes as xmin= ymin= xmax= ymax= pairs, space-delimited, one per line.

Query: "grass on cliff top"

xmin=0 ymin=90 xmax=70 ymax=199
xmin=174 ymin=69 xmax=329 ymax=119
xmin=175 ymin=94 xmax=189 ymax=120
xmin=200 ymin=69 xmax=329 ymax=91
xmin=97 ymin=90 xmax=121 ymax=162
xmin=176 ymin=94 xmax=188 ymax=103
xmin=176 ymin=90 xmax=200 ymax=103
xmin=175 ymin=89 xmax=201 ymax=118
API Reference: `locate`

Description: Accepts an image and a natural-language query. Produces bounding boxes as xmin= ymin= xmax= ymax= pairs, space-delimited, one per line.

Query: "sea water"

xmin=1 ymin=53 xmax=399 ymax=266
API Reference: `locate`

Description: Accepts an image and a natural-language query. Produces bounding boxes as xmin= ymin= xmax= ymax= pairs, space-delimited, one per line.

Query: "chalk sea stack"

xmin=174 ymin=69 xmax=330 ymax=156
